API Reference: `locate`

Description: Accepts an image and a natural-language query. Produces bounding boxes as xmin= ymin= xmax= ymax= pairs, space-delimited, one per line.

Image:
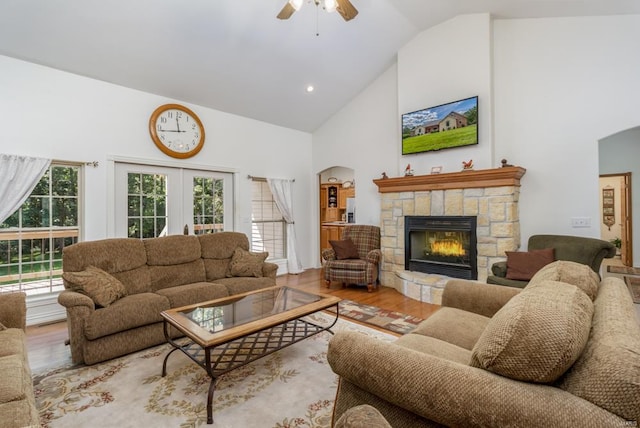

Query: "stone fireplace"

xmin=374 ymin=166 xmax=526 ymax=304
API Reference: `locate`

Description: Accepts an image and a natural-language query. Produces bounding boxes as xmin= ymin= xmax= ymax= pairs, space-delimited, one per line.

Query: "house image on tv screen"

xmin=410 ymin=111 xmax=468 ymax=136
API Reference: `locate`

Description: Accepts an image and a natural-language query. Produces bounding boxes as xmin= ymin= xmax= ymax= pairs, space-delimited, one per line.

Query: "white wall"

xmin=398 ymin=14 xmax=494 ymax=174
xmin=493 ymin=15 xmax=640 ymax=249
xmin=312 ymin=64 xmax=399 ymax=265
xmin=313 ymin=13 xmax=640 ymax=268
xmin=0 ymin=55 xmax=315 ymax=268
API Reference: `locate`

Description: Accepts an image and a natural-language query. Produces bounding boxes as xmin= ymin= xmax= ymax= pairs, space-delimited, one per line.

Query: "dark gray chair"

xmin=487 ymin=234 xmax=617 ymax=288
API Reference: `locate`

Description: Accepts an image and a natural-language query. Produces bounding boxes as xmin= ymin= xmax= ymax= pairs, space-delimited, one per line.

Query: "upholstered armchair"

xmin=322 ymin=225 xmax=381 ymax=292
xmin=487 ymin=234 xmax=616 ymax=288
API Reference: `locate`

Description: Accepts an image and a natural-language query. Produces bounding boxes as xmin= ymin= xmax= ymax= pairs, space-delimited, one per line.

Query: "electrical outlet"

xmin=571 ymin=217 xmax=591 ymax=228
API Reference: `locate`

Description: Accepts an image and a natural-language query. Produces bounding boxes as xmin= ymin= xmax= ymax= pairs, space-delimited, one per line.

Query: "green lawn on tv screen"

xmin=402 ymin=124 xmax=477 ymax=154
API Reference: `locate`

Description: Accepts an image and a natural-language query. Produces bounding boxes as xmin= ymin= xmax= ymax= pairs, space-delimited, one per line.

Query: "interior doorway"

xmin=318 ymin=166 xmax=355 ymax=260
xmin=599 ymin=173 xmax=633 ymax=266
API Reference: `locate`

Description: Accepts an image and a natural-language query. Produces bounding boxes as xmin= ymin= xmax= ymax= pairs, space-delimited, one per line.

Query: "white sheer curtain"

xmin=0 ymin=154 xmax=52 ymax=224
xmin=266 ymin=178 xmax=303 ymax=274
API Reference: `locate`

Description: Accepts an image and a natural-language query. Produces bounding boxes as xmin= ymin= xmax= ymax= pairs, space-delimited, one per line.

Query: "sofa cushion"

xmin=0 ymin=354 xmax=27 ymax=403
xmin=203 ymin=259 xmax=231 ymax=281
xmin=558 ymin=277 xmax=640 ymax=422
xmin=62 ymin=238 xmax=147 ymax=274
xmin=0 ymin=399 xmax=39 ymax=428
xmin=527 ymin=260 xmax=600 ymax=301
xmin=505 ymin=248 xmax=555 ymax=280
xmin=155 ymin=282 xmax=229 ymax=308
xmin=470 ymin=280 xmax=593 ymax=383
xmin=228 ymin=248 xmax=268 ymax=278
xmin=330 ymin=238 xmax=360 ymax=260
xmin=62 ymin=266 xmax=127 ymax=307
xmin=0 ymin=329 xmax=25 ymax=358
xmin=213 ymin=277 xmax=276 ymax=295
xmin=144 ymin=235 xmax=201 ymax=265
xmin=84 ymin=293 xmax=170 ymax=340
xmin=199 ymin=232 xmax=249 ymax=259
xmin=148 ymin=259 xmax=207 ymax=291
xmin=411 ymin=307 xmax=491 ymax=351
xmin=395 ymin=334 xmax=472 ymax=365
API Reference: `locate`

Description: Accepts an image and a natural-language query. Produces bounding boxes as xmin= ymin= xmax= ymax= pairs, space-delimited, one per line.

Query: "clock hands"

xmin=157 ymin=126 xmax=185 ymax=133
xmin=176 ymin=116 xmax=181 ymax=133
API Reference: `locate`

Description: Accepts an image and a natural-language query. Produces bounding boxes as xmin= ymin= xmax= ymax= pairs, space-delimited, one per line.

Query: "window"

xmin=0 ymin=163 xmax=81 ymax=295
xmin=251 ymin=180 xmax=285 ymax=259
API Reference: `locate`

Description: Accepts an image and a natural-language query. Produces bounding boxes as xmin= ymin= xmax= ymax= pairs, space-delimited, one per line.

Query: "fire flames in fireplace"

xmin=429 ymin=239 xmax=465 ymax=257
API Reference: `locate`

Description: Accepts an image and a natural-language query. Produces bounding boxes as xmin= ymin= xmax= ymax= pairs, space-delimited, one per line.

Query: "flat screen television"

xmin=401 ymin=96 xmax=478 ymax=155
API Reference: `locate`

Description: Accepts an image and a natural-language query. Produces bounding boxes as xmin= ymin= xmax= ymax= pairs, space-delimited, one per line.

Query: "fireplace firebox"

xmin=404 ymin=216 xmax=477 ymax=280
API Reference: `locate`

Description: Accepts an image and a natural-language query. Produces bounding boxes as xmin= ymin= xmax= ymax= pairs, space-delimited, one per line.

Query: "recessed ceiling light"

xmin=306 ymin=85 xmax=315 ymax=93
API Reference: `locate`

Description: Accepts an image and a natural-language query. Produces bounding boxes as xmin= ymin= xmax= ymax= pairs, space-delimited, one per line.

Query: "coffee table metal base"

xmin=162 ymin=311 xmax=338 ymax=424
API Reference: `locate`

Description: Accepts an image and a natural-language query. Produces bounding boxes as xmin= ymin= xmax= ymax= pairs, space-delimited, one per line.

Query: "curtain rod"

xmin=247 ymin=175 xmax=295 ymax=182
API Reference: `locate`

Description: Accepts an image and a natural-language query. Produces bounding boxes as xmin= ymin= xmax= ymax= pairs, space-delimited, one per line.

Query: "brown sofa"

xmin=0 ymin=292 xmax=39 ymax=427
xmin=58 ymin=232 xmax=278 ymax=365
xmin=328 ymin=261 xmax=640 ymax=427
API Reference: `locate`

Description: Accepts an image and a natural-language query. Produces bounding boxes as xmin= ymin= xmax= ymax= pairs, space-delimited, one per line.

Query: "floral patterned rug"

xmin=32 ymin=313 xmax=394 ymax=428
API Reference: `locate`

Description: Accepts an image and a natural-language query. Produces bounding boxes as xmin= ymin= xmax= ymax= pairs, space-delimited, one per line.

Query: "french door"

xmin=114 ymin=163 xmax=234 ymax=238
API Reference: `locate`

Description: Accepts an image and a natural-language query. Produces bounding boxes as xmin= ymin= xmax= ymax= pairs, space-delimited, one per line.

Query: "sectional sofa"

xmin=328 ymin=261 xmax=640 ymax=427
xmin=58 ymin=232 xmax=277 ymax=365
xmin=0 ymin=292 xmax=39 ymax=427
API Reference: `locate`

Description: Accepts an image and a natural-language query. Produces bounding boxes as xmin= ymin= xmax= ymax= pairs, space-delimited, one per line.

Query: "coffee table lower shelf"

xmin=162 ymin=313 xmax=338 ymax=424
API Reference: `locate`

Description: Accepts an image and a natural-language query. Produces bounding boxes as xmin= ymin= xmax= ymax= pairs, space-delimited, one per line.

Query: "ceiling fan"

xmin=277 ymin=0 xmax=358 ymax=22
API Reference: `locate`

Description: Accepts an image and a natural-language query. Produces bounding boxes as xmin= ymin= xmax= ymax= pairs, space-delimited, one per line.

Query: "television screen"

xmin=402 ymin=96 xmax=478 ymax=155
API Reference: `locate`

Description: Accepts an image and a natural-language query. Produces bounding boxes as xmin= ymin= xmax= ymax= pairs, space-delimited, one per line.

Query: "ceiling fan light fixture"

xmin=289 ymin=0 xmax=304 ymax=11
xmin=323 ymin=0 xmax=337 ymax=13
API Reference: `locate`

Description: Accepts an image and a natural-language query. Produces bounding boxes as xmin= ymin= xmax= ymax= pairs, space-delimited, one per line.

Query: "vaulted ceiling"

xmin=1 ymin=0 xmax=638 ymax=132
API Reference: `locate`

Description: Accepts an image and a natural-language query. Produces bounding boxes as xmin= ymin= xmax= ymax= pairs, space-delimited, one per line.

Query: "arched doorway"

xmin=318 ymin=166 xmax=355 ymax=260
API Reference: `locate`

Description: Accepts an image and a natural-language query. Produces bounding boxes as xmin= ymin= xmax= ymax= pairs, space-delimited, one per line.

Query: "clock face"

xmin=149 ymin=104 xmax=205 ymax=159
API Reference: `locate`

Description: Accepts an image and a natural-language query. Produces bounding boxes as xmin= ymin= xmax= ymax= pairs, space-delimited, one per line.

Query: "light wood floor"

xmin=25 ymin=268 xmax=441 ymax=372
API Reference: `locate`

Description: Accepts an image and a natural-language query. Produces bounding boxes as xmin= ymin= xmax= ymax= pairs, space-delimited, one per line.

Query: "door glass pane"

xmin=127 ymin=173 xmax=168 ymax=238
xmin=193 ymin=176 xmax=224 ymax=234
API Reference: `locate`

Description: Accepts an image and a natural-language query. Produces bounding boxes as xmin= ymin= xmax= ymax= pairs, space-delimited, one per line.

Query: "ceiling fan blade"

xmin=277 ymin=3 xmax=296 ymax=20
xmin=336 ymin=0 xmax=358 ymax=21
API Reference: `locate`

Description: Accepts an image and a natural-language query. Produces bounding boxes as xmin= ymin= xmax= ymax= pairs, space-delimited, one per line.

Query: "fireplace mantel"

xmin=373 ymin=166 xmax=526 ymax=193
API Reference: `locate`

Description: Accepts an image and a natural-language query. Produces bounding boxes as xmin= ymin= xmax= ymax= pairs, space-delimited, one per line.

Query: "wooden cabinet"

xmin=339 ymin=187 xmax=355 ymax=209
xmin=320 ymin=182 xmax=355 ymax=258
xmin=321 ymin=225 xmax=343 ymax=252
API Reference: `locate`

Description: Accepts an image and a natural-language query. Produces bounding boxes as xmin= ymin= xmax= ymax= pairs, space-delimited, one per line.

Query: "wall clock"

xmin=149 ymin=104 xmax=205 ymax=159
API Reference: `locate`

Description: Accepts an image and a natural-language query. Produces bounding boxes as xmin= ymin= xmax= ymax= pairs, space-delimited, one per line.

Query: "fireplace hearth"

xmin=404 ymin=216 xmax=478 ymax=280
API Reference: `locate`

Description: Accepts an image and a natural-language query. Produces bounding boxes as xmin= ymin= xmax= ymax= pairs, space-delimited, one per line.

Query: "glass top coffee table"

xmin=160 ymin=286 xmax=341 ymax=424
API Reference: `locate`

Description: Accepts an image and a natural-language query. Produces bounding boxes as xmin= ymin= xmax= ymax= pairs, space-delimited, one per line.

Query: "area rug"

xmin=328 ymin=300 xmax=424 ymax=335
xmin=607 ymin=265 xmax=640 ymax=276
xmin=33 ymin=313 xmax=394 ymax=428
xmin=624 ymin=276 xmax=640 ymax=304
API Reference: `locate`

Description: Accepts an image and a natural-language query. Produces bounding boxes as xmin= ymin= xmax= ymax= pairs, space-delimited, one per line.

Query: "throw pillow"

xmin=470 ymin=280 xmax=593 ymax=383
xmin=229 ymin=248 xmax=268 ymax=278
xmin=527 ymin=260 xmax=600 ymax=301
xmin=62 ymin=265 xmax=127 ymax=307
xmin=330 ymin=239 xmax=360 ymax=260
xmin=505 ymin=248 xmax=555 ymax=280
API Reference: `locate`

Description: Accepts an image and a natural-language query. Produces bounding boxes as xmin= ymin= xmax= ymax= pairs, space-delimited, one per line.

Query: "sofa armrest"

xmin=322 ymin=248 xmax=336 ymax=261
xmin=0 ymin=292 xmax=26 ymax=330
xmin=57 ymin=289 xmax=95 ymax=310
xmin=328 ymin=332 xmax=627 ymax=427
xmin=365 ymin=249 xmax=381 ymax=264
xmin=262 ymin=262 xmax=278 ymax=279
xmin=441 ymin=279 xmax=521 ymax=318
xmin=491 ymin=260 xmax=507 ymax=277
